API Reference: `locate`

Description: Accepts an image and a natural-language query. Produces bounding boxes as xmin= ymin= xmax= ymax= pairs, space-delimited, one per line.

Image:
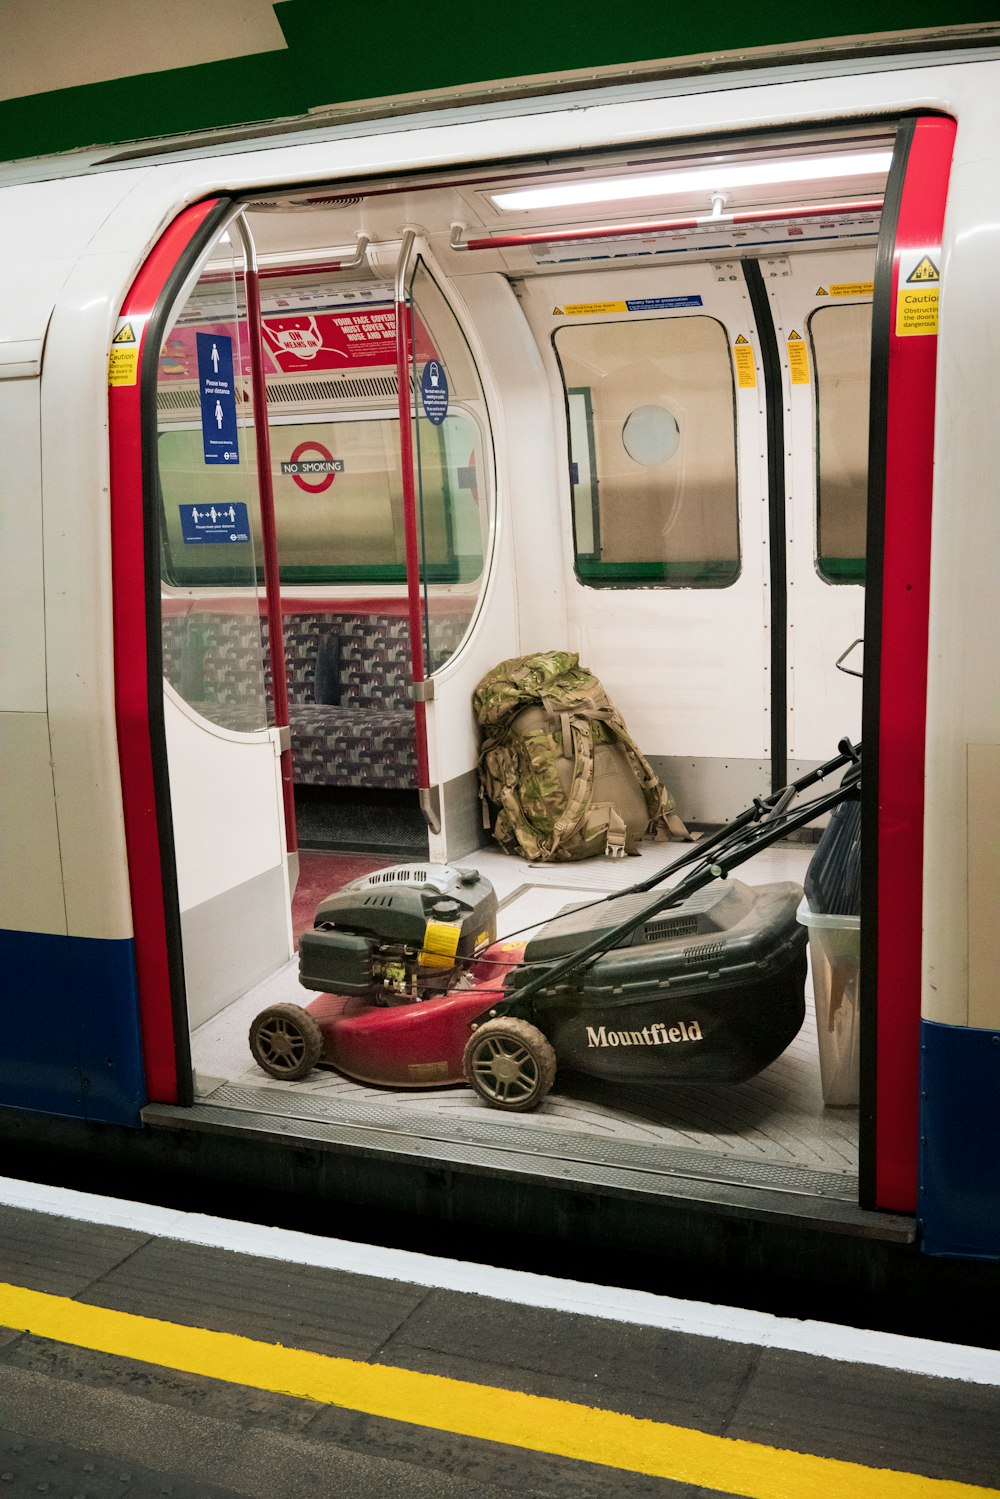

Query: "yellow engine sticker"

xmin=896 ymin=250 xmax=940 ymax=337
xmin=419 ymin=920 xmax=462 ymax=969
xmin=786 ymin=330 xmax=810 ymax=384
xmin=732 ymin=334 xmax=756 ymax=389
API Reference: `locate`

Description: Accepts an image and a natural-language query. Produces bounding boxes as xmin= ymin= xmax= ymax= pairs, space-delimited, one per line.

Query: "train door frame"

xmin=109 ymin=196 xmax=233 ymax=1105
xmin=106 ymin=110 xmax=956 ymax=1227
xmin=861 ymin=113 xmax=956 ymax=1214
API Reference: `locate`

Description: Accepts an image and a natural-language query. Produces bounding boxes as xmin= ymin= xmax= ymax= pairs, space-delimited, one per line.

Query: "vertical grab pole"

xmin=394 ymin=231 xmax=440 ymax=832
xmin=234 ymin=213 xmax=298 ymax=857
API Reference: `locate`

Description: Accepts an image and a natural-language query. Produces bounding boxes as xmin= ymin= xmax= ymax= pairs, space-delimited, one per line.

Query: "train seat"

xmin=161 ymin=607 xmax=468 ymax=790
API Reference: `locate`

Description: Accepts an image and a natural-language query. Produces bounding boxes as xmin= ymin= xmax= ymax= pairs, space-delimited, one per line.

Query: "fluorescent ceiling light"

xmin=490 ymin=152 xmax=893 ymax=211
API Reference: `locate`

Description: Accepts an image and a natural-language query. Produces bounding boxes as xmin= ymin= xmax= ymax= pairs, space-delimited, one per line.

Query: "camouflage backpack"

xmin=473 ymin=651 xmax=688 ymax=861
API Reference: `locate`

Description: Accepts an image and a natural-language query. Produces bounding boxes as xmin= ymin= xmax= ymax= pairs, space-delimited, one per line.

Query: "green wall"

xmin=2 ymin=2 xmax=996 ymax=162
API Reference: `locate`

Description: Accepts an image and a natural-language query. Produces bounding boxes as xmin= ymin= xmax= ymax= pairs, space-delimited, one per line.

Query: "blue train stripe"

xmin=0 ymin=929 xmax=147 ymax=1126
xmin=919 ymin=1019 xmax=1000 ymax=1260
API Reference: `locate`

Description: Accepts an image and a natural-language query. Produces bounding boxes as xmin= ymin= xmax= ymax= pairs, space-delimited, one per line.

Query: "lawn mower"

xmin=249 ymin=739 xmax=861 ymax=1111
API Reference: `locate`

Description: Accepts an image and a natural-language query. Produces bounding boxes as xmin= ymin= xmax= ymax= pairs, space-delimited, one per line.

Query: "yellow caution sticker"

xmin=816 ymin=286 xmax=830 ymax=296
xmin=830 ymin=281 xmax=874 ymax=297
xmin=732 ymin=334 xmax=756 ymax=389
xmin=419 ymin=920 xmax=462 ymax=969
xmin=552 ymin=306 xmax=564 ymax=315
xmin=786 ymin=330 xmax=810 ymax=384
xmin=561 ymin=301 xmax=628 ymax=316
xmin=108 ymin=315 xmax=144 ymax=387
xmin=896 ymin=249 xmax=940 ymax=337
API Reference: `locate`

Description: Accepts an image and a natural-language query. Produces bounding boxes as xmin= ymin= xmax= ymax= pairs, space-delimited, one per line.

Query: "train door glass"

xmin=761 ymin=248 xmax=874 ymax=769
xmin=529 ymin=263 xmax=772 ymax=823
xmin=407 ymin=257 xmax=492 ymax=669
xmin=155 ymin=229 xmax=292 ymax=1031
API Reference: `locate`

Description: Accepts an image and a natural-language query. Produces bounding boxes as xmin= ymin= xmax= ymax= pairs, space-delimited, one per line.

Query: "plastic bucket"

xmin=796 ymin=898 xmax=861 ymax=1106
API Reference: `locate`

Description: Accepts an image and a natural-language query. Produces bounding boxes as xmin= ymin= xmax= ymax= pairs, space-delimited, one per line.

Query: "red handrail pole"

xmin=394 ymin=231 xmax=431 ymax=792
xmin=235 ymin=215 xmax=297 ymax=854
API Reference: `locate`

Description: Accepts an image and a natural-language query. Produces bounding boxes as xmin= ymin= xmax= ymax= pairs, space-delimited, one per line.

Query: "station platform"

xmin=1 ymin=1178 xmax=999 ymax=1497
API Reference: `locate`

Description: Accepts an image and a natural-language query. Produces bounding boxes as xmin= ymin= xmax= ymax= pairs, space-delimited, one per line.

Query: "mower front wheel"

xmin=462 ymin=1018 xmax=556 ymax=1112
xmin=249 ymin=1003 xmax=323 ymax=1082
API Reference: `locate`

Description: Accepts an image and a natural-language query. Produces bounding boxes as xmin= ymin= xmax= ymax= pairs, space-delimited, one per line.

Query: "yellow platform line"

xmin=1 ymin=1280 xmax=995 ymax=1499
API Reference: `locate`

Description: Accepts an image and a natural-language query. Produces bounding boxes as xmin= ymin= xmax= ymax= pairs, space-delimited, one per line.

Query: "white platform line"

xmin=1 ymin=1174 xmax=996 ymax=1388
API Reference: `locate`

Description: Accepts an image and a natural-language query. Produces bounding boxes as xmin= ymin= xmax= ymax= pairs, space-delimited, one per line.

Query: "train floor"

xmin=0 ymin=1175 xmax=998 ymax=1499
xmin=190 ymin=840 xmax=861 ymax=1205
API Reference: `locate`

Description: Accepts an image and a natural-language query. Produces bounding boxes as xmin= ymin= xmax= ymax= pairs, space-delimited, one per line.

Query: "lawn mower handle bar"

xmin=620 ymin=736 xmax=862 ymax=897
xmin=473 ymin=738 xmax=861 ymax=1024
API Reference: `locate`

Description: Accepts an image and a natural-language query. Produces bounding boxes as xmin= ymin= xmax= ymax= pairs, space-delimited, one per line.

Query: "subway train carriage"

xmin=2 ymin=33 xmax=999 ymax=1275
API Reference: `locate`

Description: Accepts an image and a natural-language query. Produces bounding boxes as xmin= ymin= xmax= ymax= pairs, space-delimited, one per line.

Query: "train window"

xmin=155 ymin=252 xmax=490 ymax=620
xmin=808 ymin=303 xmax=871 ymax=584
xmin=554 ymin=317 xmax=739 ymax=587
xmin=156 ymin=233 xmax=269 ymax=733
xmin=158 ymin=408 xmax=485 ymax=586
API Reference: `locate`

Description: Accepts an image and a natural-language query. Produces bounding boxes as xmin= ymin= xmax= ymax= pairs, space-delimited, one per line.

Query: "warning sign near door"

xmin=896 ymin=249 xmax=940 ymax=337
xmin=108 ymin=316 xmax=144 ymax=386
xmin=786 ymin=330 xmax=810 ymax=385
xmin=732 ymin=334 xmax=756 ymax=389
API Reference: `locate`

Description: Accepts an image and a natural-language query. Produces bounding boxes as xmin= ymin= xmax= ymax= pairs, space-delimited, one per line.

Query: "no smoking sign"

xmin=280 ymin=441 xmax=344 ymax=493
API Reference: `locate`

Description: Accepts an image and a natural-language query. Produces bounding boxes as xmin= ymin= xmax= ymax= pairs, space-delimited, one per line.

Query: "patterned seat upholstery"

xmin=161 ymin=606 xmax=470 ymax=789
xmin=282 ymin=612 xmax=416 ymax=788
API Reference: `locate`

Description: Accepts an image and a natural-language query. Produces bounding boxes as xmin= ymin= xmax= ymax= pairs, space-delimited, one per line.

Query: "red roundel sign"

xmin=280 ymin=440 xmax=342 ymax=494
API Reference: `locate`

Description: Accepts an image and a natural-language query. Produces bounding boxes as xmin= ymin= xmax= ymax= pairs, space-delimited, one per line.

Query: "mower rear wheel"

xmin=462 ymin=1018 xmax=556 ymax=1112
xmin=249 ymin=1003 xmax=323 ymax=1081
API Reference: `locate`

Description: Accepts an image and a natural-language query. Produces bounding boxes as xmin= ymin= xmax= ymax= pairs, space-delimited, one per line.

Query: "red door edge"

xmin=108 ymin=197 xmax=222 ymax=1104
xmin=875 ymin=115 xmax=956 ymax=1211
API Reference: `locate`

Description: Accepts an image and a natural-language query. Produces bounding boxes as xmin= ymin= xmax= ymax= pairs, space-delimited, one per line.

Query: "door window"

xmin=407 ymin=257 xmax=493 ymax=670
xmin=156 ymin=232 xmax=269 ymax=733
xmin=554 ymin=317 xmax=740 ymax=586
xmin=808 ymin=302 xmax=872 ymax=583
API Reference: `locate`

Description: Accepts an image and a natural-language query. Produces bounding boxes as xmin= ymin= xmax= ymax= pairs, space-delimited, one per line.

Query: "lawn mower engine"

xmin=298 ymin=864 xmax=498 ymax=1005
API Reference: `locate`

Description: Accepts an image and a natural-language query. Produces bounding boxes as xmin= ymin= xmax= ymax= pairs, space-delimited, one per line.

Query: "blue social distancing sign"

xmin=196 ymin=332 xmax=240 ymax=464
xmin=179 ymin=503 xmax=250 ymax=544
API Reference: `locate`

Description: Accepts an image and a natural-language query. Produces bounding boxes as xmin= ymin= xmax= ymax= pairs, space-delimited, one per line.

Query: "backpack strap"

xmin=539 ymin=712 xmax=596 ymax=859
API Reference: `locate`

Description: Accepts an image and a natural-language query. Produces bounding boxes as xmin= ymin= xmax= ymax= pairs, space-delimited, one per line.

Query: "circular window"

xmin=622 ymin=405 xmax=680 ymax=466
